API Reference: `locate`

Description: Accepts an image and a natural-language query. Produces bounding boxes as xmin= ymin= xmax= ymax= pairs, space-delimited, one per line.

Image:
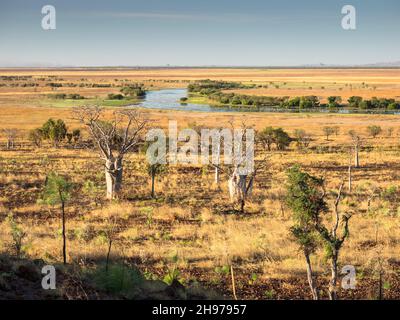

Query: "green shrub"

xmin=89 ymin=263 xmax=144 ymax=296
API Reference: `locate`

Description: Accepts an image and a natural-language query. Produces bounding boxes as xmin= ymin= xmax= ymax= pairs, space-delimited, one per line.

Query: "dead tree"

xmin=349 ymin=130 xmax=362 ymax=168
xmin=314 ymin=182 xmax=352 ymax=300
xmin=2 ymin=128 xmax=18 ymax=149
xmin=228 ymin=165 xmax=255 ymax=213
xmin=73 ymin=106 xmax=148 ymax=199
xmin=220 ymin=120 xmax=258 ymax=213
xmin=214 ymin=142 xmax=221 ymax=185
xmin=348 ymin=147 xmax=352 ymax=193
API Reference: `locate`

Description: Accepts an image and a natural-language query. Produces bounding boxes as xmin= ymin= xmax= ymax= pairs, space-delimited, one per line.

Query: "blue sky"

xmin=0 ymin=0 xmax=399 ymax=66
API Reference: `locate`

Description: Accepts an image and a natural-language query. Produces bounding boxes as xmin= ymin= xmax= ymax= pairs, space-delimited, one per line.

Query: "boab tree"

xmin=225 ymin=121 xmax=257 ymax=213
xmin=73 ymin=106 xmax=148 ymax=199
xmin=228 ymin=164 xmax=257 ymax=213
xmin=201 ymin=120 xmax=259 ymax=213
xmin=229 ymin=126 xmax=272 ymax=214
xmin=1 ymin=128 xmax=19 ymax=149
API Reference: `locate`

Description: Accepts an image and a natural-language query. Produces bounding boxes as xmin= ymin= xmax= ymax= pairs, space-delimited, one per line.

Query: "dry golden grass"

xmin=2 ymin=68 xmax=400 ymax=105
xmin=1 ymin=68 xmax=400 ymax=299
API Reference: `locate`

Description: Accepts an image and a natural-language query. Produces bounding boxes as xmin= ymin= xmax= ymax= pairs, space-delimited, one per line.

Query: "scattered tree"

xmin=258 ymin=127 xmax=274 ymax=151
xmin=41 ymin=172 xmax=72 ymax=264
xmin=294 ymin=129 xmax=312 ymax=150
xmin=6 ymin=213 xmax=27 ymax=257
xmin=313 ymin=182 xmax=352 ymax=300
xmin=322 ymin=126 xmax=335 ymax=141
xmin=333 ymin=126 xmax=340 ymax=136
xmin=41 ymin=118 xmax=67 ymax=147
xmin=100 ymin=215 xmax=118 ymax=272
xmin=367 ymin=125 xmax=382 ymax=138
xmin=286 ymin=165 xmax=326 ymax=300
xmin=120 ymin=85 xmax=146 ymax=98
xmin=28 ymin=128 xmax=43 ymax=148
xmin=73 ymin=106 xmax=148 ymax=199
xmin=147 ymin=163 xmax=167 ymax=198
xmin=287 ymin=166 xmax=353 ymax=300
xmin=82 ymin=180 xmax=103 ymax=207
xmin=2 ymin=128 xmax=18 ymax=149
xmin=228 ymin=165 xmax=256 ymax=213
xmin=66 ymin=132 xmax=73 ymax=144
xmin=348 ymin=130 xmax=362 ymax=168
xmin=273 ymin=128 xmax=291 ymax=150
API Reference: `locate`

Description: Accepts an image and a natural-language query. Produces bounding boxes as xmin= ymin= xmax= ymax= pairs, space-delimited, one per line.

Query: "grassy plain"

xmin=0 ymin=68 xmax=400 ymax=299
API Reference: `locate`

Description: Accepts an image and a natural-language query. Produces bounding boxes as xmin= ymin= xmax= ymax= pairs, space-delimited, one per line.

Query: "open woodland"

xmin=0 ymin=68 xmax=400 ymax=300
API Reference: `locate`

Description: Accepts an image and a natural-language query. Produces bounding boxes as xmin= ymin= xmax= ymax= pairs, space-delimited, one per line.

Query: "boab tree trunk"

xmin=105 ymin=157 xmax=123 ymax=200
xmin=73 ymin=106 xmax=147 ymax=200
xmin=228 ymin=168 xmax=254 ymax=213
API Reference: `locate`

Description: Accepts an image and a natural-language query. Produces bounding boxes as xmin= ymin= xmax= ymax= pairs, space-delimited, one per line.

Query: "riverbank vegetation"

xmin=187 ymin=80 xmax=400 ymax=111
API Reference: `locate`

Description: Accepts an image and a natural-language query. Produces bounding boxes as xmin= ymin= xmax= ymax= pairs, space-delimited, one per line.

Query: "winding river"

xmin=137 ymin=88 xmax=235 ymax=112
xmin=135 ymin=88 xmax=400 ymax=114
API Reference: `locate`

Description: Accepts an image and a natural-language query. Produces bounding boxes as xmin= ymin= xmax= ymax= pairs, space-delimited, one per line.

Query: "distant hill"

xmin=360 ymin=61 xmax=400 ymax=67
xmin=299 ymin=61 xmax=400 ymax=68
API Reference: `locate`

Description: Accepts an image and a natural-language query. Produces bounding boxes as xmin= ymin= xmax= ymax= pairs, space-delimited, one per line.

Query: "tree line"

xmin=188 ymin=80 xmax=400 ymax=110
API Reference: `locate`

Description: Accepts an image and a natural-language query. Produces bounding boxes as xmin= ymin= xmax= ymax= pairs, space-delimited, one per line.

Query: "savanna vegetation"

xmin=188 ymin=80 xmax=400 ymax=110
xmin=0 ymin=68 xmax=400 ymax=300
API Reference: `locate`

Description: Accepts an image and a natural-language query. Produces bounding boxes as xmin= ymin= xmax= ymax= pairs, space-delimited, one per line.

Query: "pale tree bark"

xmin=305 ymin=251 xmax=319 ymax=300
xmin=354 ymin=144 xmax=359 ymax=168
xmin=105 ymin=157 xmax=123 ymax=200
xmin=214 ymin=166 xmax=220 ymax=185
xmin=315 ymin=182 xmax=351 ymax=300
xmin=349 ymin=132 xmax=361 ymax=168
xmin=214 ymin=143 xmax=220 ymax=185
xmin=228 ymin=167 xmax=253 ymax=213
xmin=328 ymin=250 xmax=338 ymax=300
xmin=2 ymin=128 xmax=18 ymax=150
xmin=348 ymin=165 xmax=352 ymax=193
xmin=73 ymin=106 xmax=147 ymax=200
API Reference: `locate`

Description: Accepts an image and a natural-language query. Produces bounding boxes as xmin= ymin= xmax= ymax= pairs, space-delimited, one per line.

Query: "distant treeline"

xmin=188 ymin=80 xmax=400 ymax=110
xmin=188 ymin=79 xmax=252 ymax=94
xmin=208 ymin=91 xmax=286 ymax=107
xmin=47 ymin=93 xmax=85 ymax=100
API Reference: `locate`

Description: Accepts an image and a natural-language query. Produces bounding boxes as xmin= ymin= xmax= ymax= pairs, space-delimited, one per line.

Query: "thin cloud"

xmin=92 ymin=11 xmax=262 ymax=23
xmin=89 ymin=11 xmax=326 ymax=25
